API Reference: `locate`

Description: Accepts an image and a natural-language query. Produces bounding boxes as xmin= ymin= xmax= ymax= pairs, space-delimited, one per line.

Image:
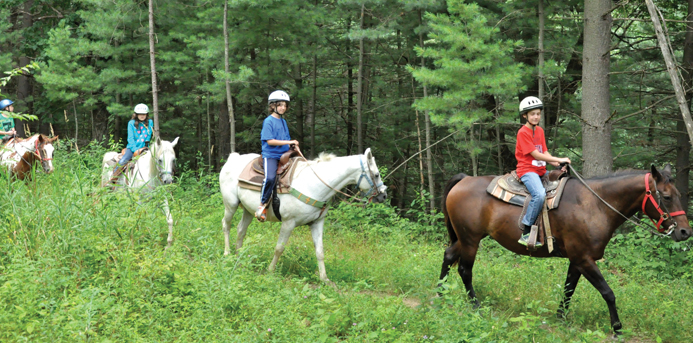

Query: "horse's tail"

xmin=441 ymin=173 xmax=468 ymax=245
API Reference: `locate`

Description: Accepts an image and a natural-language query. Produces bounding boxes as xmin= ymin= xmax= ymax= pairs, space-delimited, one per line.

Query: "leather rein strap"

xmin=569 ymin=165 xmax=682 ymax=236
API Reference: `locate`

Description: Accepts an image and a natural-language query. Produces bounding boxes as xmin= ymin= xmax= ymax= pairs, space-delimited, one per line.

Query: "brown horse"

xmin=0 ymin=134 xmax=58 ymax=180
xmin=439 ymin=165 xmax=691 ymax=333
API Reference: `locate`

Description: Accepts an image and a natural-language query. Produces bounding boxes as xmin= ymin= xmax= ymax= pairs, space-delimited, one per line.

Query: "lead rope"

xmin=568 ymin=165 xmax=670 ymax=236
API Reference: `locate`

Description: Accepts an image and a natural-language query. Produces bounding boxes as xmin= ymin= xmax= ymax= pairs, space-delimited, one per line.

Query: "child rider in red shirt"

xmin=515 ymin=96 xmax=571 ymax=247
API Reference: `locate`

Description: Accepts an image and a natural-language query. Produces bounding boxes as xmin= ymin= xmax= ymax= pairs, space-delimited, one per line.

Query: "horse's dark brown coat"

xmin=439 ymin=165 xmax=691 ymax=333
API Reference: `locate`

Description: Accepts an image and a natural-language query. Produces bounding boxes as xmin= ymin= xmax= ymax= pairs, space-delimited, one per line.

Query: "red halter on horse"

xmin=438 ymin=164 xmax=691 ymax=334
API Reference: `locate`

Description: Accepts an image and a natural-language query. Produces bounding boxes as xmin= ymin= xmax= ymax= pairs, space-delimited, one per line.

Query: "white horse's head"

xmin=153 ymin=136 xmax=178 ymax=184
xmin=357 ymin=148 xmax=387 ymax=203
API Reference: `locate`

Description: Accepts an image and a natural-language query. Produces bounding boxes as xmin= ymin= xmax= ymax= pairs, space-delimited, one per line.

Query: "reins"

xmin=568 ymin=165 xmax=683 ymax=236
xmin=293 ymin=147 xmax=382 ymax=203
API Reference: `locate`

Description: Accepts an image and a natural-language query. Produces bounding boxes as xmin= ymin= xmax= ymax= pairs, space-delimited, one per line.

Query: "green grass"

xmin=0 ymin=144 xmax=691 ymax=342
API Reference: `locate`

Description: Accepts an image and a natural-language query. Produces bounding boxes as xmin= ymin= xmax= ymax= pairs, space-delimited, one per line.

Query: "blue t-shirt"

xmin=127 ymin=119 xmax=153 ymax=151
xmin=261 ymin=115 xmax=290 ymax=159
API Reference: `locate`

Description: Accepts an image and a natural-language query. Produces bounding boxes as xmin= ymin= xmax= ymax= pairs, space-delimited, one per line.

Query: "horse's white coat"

xmin=0 ymin=135 xmax=56 ymax=173
xmin=102 ymin=137 xmax=179 ymax=246
xmin=219 ymin=148 xmax=387 ymax=282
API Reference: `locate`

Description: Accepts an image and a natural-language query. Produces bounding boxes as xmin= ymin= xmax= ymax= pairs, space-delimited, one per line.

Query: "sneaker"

xmin=255 ymin=205 xmax=267 ymax=222
xmin=518 ymin=234 xmax=543 ymax=248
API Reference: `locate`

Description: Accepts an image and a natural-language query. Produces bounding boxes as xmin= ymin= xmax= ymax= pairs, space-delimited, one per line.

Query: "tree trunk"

xmin=538 ymin=0 xmax=545 ymax=127
xmin=346 ymin=26 xmax=354 ymax=156
xmin=310 ymin=54 xmax=317 ymax=158
xmin=645 ymin=0 xmax=693 ymax=148
xmin=148 ymin=0 xmax=160 ymax=138
xmin=419 ymin=12 xmax=435 ymax=212
xmin=293 ymin=63 xmax=304 ymax=143
xmin=15 ymin=0 xmax=34 ymax=138
xmin=224 ymin=0 xmax=235 ymax=153
xmin=217 ymin=100 xmax=230 ymax=169
xmin=581 ymin=0 xmax=613 ymax=177
xmin=207 ymin=93 xmax=212 ymax=169
xmin=356 ymin=3 xmax=365 ymax=154
xmin=678 ymin=0 xmax=693 ymax=212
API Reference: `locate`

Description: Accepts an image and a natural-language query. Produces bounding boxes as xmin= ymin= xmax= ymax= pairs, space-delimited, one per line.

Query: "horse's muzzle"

xmin=672 ymin=226 xmax=692 ymax=242
xmin=162 ymin=178 xmax=173 ymax=185
xmin=372 ymin=191 xmax=387 ymax=203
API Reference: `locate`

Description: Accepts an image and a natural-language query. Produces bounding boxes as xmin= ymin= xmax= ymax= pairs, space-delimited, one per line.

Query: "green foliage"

xmin=411 ymin=0 xmax=526 ymax=128
xmin=1 ymin=149 xmax=692 ymax=341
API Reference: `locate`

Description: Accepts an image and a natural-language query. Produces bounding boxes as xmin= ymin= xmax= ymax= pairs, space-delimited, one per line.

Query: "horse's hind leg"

xmin=438 ymin=240 xmax=462 ymax=290
xmin=269 ymin=220 xmax=296 ymax=273
xmin=557 ymin=262 xmax=581 ymax=320
xmin=234 ymin=209 xmax=254 ymax=253
xmin=457 ymin=241 xmax=481 ymax=308
xmin=222 ymin=203 xmax=238 ymax=255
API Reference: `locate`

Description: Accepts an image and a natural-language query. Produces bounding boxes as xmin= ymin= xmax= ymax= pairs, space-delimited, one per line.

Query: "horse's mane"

xmin=293 ymin=152 xmax=337 ymax=176
xmin=587 ymin=168 xmax=673 ymax=183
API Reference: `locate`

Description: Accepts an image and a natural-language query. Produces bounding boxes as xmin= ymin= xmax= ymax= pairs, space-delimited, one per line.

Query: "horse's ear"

xmin=171 ymin=136 xmax=179 ymax=147
xmin=651 ymin=164 xmax=663 ymax=182
xmin=663 ymin=164 xmax=672 ymax=175
xmin=364 ymin=147 xmax=372 ymax=160
xmin=37 ymin=134 xmax=45 ymax=142
xmin=156 ymin=136 xmax=162 ymax=146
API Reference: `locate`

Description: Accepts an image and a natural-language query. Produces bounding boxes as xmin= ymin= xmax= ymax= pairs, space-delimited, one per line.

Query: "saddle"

xmin=105 ymin=148 xmax=149 ymax=176
xmin=487 ymin=170 xmax=570 ymax=253
xmin=486 ymin=170 xmax=569 ymax=209
xmin=238 ymin=149 xmax=303 ymax=194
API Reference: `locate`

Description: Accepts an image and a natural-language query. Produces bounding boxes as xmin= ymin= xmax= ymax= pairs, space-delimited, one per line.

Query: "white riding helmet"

xmin=519 ymin=96 xmax=543 ymax=114
xmin=268 ymin=90 xmax=291 ymax=104
xmin=134 ymin=103 xmax=149 ymax=114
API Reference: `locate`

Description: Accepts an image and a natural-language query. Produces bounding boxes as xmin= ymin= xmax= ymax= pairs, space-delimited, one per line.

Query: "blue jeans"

xmin=113 ymin=148 xmax=134 ymax=175
xmin=520 ymin=172 xmax=547 ymax=227
xmin=260 ymin=157 xmax=279 ymax=205
xmin=118 ymin=148 xmax=134 ymax=166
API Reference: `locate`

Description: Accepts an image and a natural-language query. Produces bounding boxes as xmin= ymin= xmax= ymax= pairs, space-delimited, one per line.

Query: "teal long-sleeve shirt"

xmin=127 ymin=119 xmax=153 ymax=151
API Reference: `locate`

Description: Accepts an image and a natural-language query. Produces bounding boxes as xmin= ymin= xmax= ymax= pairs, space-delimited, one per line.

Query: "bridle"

xmin=357 ymin=156 xmax=384 ymax=199
xmin=570 ymin=165 xmax=687 ymax=236
xmin=642 ymin=173 xmax=686 ymax=233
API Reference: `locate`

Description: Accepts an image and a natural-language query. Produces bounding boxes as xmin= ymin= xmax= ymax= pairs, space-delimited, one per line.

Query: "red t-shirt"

xmin=515 ymin=125 xmax=547 ymax=178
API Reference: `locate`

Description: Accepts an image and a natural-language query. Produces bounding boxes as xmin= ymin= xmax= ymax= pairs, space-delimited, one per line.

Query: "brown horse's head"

xmin=647 ymin=165 xmax=691 ymax=242
xmin=36 ymin=134 xmax=58 ymax=174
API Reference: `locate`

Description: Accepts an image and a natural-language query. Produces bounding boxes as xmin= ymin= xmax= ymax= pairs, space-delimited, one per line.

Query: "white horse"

xmin=102 ymin=137 xmax=179 ymax=247
xmin=219 ymin=148 xmax=388 ymax=282
xmin=0 ymin=134 xmax=58 ymax=180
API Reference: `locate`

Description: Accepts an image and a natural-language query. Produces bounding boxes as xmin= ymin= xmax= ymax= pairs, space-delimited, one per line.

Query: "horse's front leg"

xmin=269 ymin=220 xmax=296 ymax=273
xmin=557 ymin=262 xmax=581 ymax=319
xmin=309 ymin=218 xmax=329 ymax=283
xmin=575 ymin=258 xmax=622 ymax=334
xmin=162 ymin=197 xmax=174 ymax=248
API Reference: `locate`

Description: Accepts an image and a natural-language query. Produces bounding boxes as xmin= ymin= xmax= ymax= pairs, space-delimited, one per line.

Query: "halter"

xmin=34 ymin=138 xmax=52 ymax=163
xmin=358 ymin=157 xmax=384 ymax=199
xmin=642 ymin=173 xmax=686 ymax=233
xmin=153 ymin=147 xmax=175 ymax=180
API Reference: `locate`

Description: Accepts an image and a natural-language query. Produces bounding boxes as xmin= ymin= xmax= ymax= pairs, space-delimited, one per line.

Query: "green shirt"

xmin=0 ymin=114 xmax=15 ymax=139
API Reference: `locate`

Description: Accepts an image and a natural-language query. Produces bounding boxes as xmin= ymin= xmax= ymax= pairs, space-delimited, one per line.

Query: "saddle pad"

xmin=238 ymin=156 xmax=301 ymax=194
xmin=486 ymin=173 xmax=570 ymax=210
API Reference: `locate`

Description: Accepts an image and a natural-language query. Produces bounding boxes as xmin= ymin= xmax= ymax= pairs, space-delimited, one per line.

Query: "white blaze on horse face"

xmin=43 ymin=143 xmax=55 ymax=173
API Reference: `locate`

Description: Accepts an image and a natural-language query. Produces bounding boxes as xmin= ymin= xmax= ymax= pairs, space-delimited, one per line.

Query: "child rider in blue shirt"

xmin=255 ymin=90 xmax=299 ymax=222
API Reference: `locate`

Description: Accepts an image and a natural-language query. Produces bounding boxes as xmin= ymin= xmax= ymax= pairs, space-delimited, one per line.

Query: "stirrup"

xmin=518 ymin=233 xmax=543 ymax=248
xmin=255 ymin=205 xmax=267 ymax=222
